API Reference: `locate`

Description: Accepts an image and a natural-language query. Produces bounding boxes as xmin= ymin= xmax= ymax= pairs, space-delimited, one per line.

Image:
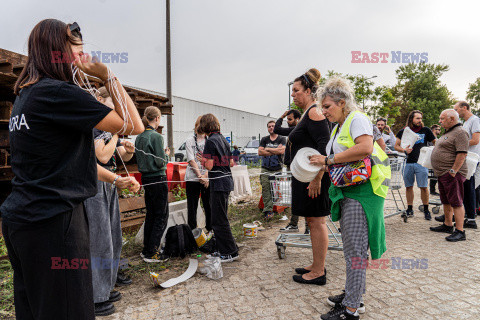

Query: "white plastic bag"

xmin=417 ymin=146 xmax=434 ymax=169
xmin=401 ymin=127 xmax=422 ymax=149
xmin=465 ymin=152 xmax=479 ymax=179
xmin=198 ymin=257 xmax=223 ymax=280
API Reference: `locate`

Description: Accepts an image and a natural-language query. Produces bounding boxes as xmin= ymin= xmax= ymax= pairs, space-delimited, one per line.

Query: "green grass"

xmin=0 ymin=236 xmax=14 ymax=319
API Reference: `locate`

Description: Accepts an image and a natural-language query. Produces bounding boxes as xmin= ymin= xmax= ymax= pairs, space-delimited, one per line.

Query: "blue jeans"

xmin=403 ymin=163 xmax=428 ymax=188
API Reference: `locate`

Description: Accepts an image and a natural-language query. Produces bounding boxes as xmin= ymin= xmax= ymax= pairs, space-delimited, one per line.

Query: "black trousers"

xmin=142 ymin=175 xmax=169 ymax=257
xmin=2 ymin=204 xmax=94 ymax=320
xmin=430 ymin=179 xmax=437 ymax=193
xmin=210 ymin=191 xmax=238 ymax=255
xmin=463 ymin=176 xmax=476 ymax=220
xmin=186 ymin=181 xmax=212 ymax=231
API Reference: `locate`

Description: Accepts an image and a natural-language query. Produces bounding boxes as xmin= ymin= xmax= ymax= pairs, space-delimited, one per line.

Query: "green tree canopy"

xmin=466 ymin=77 xmax=480 ymax=111
xmin=390 ymin=63 xmax=454 ymax=132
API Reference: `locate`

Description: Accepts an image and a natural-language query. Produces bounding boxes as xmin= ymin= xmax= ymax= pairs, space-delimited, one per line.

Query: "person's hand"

xmin=120 ymin=140 xmax=135 ymax=154
xmin=165 ymin=147 xmax=170 ymax=156
xmin=282 ymin=110 xmax=289 ymax=118
xmin=73 ymin=53 xmax=109 ymax=82
xmin=114 ymin=176 xmax=132 ymax=189
xmin=307 ymin=178 xmax=321 ymax=198
xmin=128 ymin=176 xmax=140 ymax=193
xmin=195 ymin=152 xmax=203 ymax=162
xmin=309 ymin=155 xmax=326 ymax=167
xmin=404 ymin=145 xmax=413 ymax=154
xmin=199 ymin=174 xmax=209 ymax=188
xmin=384 ymin=125 xmax=391 ymax=134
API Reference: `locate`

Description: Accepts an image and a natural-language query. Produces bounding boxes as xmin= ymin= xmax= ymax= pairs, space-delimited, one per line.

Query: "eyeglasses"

xmin=68 ymin=22 xmax=82 ymax=40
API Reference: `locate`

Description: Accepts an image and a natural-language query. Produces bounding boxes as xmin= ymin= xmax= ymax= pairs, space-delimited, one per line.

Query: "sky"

xmin=1 ymin=0 xmax=479 ymax=117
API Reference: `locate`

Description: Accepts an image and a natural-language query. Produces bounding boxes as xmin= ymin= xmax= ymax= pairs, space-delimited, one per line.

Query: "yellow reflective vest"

xmin=330 ymin=110 xmax=391 ymax=198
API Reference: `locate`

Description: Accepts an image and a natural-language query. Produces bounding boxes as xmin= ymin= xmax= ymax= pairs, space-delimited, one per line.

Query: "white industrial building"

xmin=127 ymin=86 xmax=277 ymax=153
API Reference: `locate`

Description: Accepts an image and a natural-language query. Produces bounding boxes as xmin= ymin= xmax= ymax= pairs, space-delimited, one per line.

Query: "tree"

xmin=390 ymin=63 xmax=454 ymax=132
xmin=466 ymin=77 xmax=480 ymax=111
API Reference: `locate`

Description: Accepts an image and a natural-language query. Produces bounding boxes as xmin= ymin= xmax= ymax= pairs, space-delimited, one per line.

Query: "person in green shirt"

xmin=135 ymin=106 xmax=170 ymax=263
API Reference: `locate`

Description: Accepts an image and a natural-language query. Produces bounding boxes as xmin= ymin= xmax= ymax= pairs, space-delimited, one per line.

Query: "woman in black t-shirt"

xmin=199 ymin=113 xmax=239 ymax=262
xmin=288 ymin=68 xmax=332 ymax=286
xmin=0 ymin=19 xmax=143 ymax=319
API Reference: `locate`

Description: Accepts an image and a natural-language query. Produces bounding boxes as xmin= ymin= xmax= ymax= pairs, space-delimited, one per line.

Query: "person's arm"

xmin=153 ymin=135 xmax=167 ymax=168
xmin=273 ymin=117 xmax=294 ymax=136
xmin=186 ymin=140 xmax=204 ymax=179
xmin=394 ymin=133 xmax=412 ymax=154
xmin=96 ymin=164 xmax=139 ymax=192
xmin=388 ymin=131 xmax=396 ymax=147
xmin=74 ymin=55 xmax=144 ymax=135
xmin=265 ymin=144 xmax=286 ymax=155
xmin=117 ymin=140 xmax=134 ymax=162
xmin=451 ymin=153 xmax=467 ymax=175
xmin=95 ymin=134 xmax=119 ymax=164
xmin=469 ymin=132 xmax=480 ymax=147
xmin=309 ymin=135 xmax=374 ymax=166
xmin=376 ymin=137 xmax=387 ymax=151
xmin=258 ymin=138 xmax=272 ymax=156
xmin=258 ymin=147 xmax=273 ymax=156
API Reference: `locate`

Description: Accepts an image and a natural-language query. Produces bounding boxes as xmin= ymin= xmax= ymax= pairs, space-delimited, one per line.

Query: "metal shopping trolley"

xmin=385 ymin=155 xmax=409 ymax=222
xmin=270 ymin=171 xmax=343 ymax=259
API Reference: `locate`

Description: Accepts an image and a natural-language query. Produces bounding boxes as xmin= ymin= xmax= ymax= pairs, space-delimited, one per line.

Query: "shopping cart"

xmin=385 ymin=155 xmax=408 ymax=222
xmin=418 ymin=169 xmax=441 ymax=214
xmin=270 ymin=172 xmax=343 ymax=259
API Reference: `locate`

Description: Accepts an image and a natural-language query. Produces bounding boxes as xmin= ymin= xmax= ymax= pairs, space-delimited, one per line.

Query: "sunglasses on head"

xmin=302 ymin=74 xmax=311 ymax=87
xmin=68 ymin=22 xmax=82 ymax=40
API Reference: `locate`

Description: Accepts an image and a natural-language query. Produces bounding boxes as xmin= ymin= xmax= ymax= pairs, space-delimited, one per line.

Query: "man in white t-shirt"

xmin=453 ymin=101 xmax=479 ymax=229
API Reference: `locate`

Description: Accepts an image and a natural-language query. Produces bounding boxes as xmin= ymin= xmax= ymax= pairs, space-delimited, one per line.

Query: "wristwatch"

xmin=449 ymin=169 xmax=456 ymax=174
xmin=327 ymin=154 xmax=335 ymax=165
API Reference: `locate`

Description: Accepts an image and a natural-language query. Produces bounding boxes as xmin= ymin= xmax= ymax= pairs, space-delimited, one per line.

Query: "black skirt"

xmin=291 ymin=173 xmax=331 ymax=217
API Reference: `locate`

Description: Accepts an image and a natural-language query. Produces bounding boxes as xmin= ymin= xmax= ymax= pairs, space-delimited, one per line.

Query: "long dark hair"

xmin=406 ymin=110 xmax=423 ymax=129
xmin=14 ymin=19 xmax=83 ymax=95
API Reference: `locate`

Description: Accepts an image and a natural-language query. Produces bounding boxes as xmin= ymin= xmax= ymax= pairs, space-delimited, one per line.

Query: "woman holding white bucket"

xmin=309 ymin=77 xmax=388 ymax=320
xmin=288 ymin=68 xmax=332 ymax=286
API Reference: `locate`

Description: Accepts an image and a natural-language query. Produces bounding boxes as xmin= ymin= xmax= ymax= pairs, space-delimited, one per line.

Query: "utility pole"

xmin=166 ymin=0 xmax=174 ymax=159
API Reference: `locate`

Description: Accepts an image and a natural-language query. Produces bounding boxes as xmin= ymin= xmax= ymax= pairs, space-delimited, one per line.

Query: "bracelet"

xmin=105 ymin=75 xmax=118 ymax=83
xmin=126 ymin=151 xmax=134 ymax=155
xmin=112 ymin=175 xmax=120 ymax=186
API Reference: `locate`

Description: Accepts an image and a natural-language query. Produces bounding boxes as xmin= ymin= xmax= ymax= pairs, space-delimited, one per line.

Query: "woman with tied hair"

xmin=135 ymin=106 xmax=170 ymax=263
xmin=310 ymin=76 xmax=388 ymax=320
xmin=288 ymin=68 xmax=332 ymax=285
xmin=185 ymin=116 xmax=212 ymax=235
xmin=0 ymin=19 xmax=143 ymax=319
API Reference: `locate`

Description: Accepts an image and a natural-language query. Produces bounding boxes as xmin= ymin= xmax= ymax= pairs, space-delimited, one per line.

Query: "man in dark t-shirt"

xmin=258 ymin=121 xmax=286 ymax=218
xmin=394 ymin=110 xmax=436 ymax=220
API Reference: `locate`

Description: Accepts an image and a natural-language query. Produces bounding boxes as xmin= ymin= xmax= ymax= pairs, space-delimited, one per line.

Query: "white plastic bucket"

xmin=291 ymin=147 xmax=321 ymax=183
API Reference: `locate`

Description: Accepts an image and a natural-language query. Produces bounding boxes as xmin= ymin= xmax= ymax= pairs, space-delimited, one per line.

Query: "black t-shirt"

xmin=396 ymin=127 xmax=436 ymax=163
xmin=259 ymin=135 xmax=287 ymax=170
xmin=203 ymin=132 xmax=234 ymax=192
xmin=93 ymin=129 xmax=122 ymax=171
xmin=0 ymin=77 xmax=112 ymax=225
xmin=288 ymin=106 xmax=332 ymax=160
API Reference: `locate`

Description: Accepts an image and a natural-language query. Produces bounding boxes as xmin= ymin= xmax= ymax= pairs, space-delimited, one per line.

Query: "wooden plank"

xmin=13 ymin=64 xmax=25 ymax=76
xmin=118 ymin=196 xmax=145 ymax=213
xmin=0 ymin=165 xmax=13 ymax=181
xmin=0 ymin=60 xmax=13 ymax=74
xmin=0 ymin=101 xmax=12 ymax=121
xmin=0 ymin=130 xmax=8 ymax=148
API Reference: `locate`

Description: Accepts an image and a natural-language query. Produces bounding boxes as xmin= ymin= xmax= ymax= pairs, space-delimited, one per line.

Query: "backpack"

xmin=164 ymin=224 xmax=198 ymax=258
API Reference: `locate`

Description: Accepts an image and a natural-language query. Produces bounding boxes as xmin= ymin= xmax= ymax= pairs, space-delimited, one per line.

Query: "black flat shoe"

xmin=107 ymin=290 xmax=122 ymax=303
xmin=295 ymin=267 xmax=327 ymax=275
xmin=292 ymin=273 xmax=326 ymax=285
xmin=94 ymin=302 xmax=115 ymax=317
xmin=116 ymin=272 xmax=132 ymax=286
